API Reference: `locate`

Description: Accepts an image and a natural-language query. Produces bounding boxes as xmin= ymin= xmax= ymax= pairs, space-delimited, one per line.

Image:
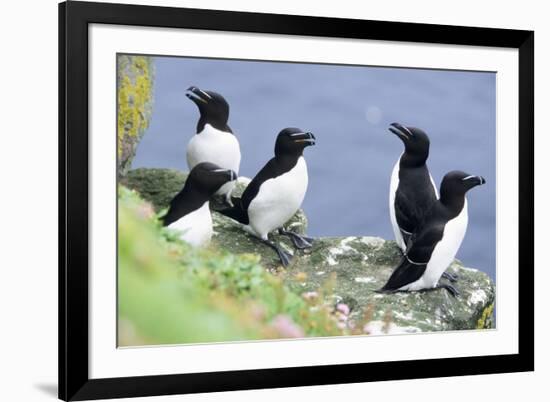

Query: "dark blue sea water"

xmin=133 ymin=56 xmax=496 ymax=281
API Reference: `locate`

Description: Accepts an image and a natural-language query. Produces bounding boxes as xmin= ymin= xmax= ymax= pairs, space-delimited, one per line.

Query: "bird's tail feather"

xmin=379 ymin=256 xmax=426 ymax=293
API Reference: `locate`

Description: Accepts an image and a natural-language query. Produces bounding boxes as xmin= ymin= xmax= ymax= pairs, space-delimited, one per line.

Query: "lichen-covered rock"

xmin=284 ymin=236 xmax=494 ymax=333
xmin=117 ymin=55 xmax=154 ymax=177
xmin=213 ymin=233 xmax=494 ymax=332
xmin=123 ymin=167 xmax=495 ymax=333
xmin=123 ymin=168 xmax=188 ymax=211
xmin=213 ymin=235 xmax=495 ymax=333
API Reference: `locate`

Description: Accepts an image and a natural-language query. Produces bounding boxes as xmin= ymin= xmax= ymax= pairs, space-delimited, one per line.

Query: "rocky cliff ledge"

xmin=123 ymin=167 xmax=495 ymax=333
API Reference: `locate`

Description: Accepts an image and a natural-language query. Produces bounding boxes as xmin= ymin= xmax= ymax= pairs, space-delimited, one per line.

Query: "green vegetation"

xmin=118 ymin=186 xmax=347 ymax=346
xmin=117 ymin=56 xmax=154 ymax=176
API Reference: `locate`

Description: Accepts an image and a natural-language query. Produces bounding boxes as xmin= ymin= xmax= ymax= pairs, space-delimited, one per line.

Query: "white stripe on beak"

xmin=401 ymin=126 xmax=414 ymax=137
xmin=198 ymin=89 xmax=212 ymax=99
xmin=186 ymin=91 xmax=208 ymax=104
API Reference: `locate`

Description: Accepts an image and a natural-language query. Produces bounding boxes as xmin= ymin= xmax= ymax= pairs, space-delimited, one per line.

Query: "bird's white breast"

xmin=186 ymin=124 xmax=241 ymax=172
xmin=389 ymin=156 xmax=405 ymax=251
xmin=422 ymin=199 xmax=468 ymax=289
xmin=248 ymin=157 xmax=308 ymax=239
xmin=167 ymin=202 xmax=212 ymax=247
xmin=186 ymin=124 xmax=241 ymax=198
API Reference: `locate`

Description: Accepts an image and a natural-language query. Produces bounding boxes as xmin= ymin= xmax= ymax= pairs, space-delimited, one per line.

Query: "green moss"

xmin=122 ymin=168 xmax=187 ymax=211
xmin=117 ymin=55 xmax=154 ymax=176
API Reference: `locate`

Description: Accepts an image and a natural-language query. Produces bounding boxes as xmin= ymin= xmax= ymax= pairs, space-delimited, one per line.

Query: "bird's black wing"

xmin=161 ymin=188 xmax=202 ymax=227
xmin=216 ymin=200 xmax=249 ymax=225
xmin=394 ymin=171 xmax=438 ymax=245
xmin=394 ymin=189 xmax=420 ymax=236
xmin=381 ymin=222 xmax=444 ymax=291
xmin=406 ymin=221 xmax=444 ymax=263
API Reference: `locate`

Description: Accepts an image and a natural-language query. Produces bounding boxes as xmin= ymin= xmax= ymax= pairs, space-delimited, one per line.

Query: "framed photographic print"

xmin=59 ymin=1 xmax=534 ymax=400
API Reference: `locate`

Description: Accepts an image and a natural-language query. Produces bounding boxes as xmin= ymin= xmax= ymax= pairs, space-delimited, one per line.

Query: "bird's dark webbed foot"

xmin=261 ymin=238 xmax=293 ymax=267
xmin=442 ymin=271 xmax=460 ymax=283
xmin=436 ymin=283 xmax=460 ymax=298
xmin=278 ymin=228 xmax=314 ymax=249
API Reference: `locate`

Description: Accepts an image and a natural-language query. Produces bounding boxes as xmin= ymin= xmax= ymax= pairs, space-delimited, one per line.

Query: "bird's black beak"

xmin=389 ymin=122 xmax=413 ymax=141
xmin=213 ymin=168 xmax=237 ymax=181
xmin=463 ymin=175 xmax=486 ymax=187
xmin=291 ymin=132 xmax=316 ymax=146
xmin=186 ymin=86 xmax=210 ymax=105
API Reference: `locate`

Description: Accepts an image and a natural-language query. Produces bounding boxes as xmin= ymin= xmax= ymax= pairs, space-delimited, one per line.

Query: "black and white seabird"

xmin=388 ymin=122 xmax=438 ymax=251
xmin=162 ymin=162 xmax=237 ymax=247
xmin=185 ymin=86 xmax=241 ymax=205
xmin=218 ymin=128 xmax=316 ymax=267
xmin=381 ymin=171 xmax=486 ymax=297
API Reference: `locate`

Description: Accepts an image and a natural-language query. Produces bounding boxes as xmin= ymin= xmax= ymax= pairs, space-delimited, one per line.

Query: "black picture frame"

xmin=59 ymin=1 xmax=534 ymax=400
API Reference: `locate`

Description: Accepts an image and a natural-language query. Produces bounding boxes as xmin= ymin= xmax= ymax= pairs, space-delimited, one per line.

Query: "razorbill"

xmin=388 ymin=123 xmax=457 ymax=282
xmin=162 ymin=162 xmax=237 ymax=247
xmin=380 ymin=171 xmax=486 ymax=297
xmin=218 ymin=128 xmax=316 ymax=267
xmin=388 ymin=122 xmax=438 ymax=251
xmin=185 ymin=86 xmax=241 ymax=205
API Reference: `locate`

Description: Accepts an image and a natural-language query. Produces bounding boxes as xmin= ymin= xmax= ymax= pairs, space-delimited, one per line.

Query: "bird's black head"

xmin=186 ymin=86 xmax=230 ymax=132
xmin=440 ymin=170 xmax=486 ymax=206
xmin=186 ymin=162 xmax=237 ymax=196
xmin=389 ymin=122 xmax=430 ymax=165
xmin=274 ymin=127 xmax=316 ymax=158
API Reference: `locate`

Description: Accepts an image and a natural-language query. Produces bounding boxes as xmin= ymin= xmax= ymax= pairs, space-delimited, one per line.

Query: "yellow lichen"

xmin=117 ymin=55 xmax=154 ymax=172
xmin=476 ymin=304 xmax=494 ymax=329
